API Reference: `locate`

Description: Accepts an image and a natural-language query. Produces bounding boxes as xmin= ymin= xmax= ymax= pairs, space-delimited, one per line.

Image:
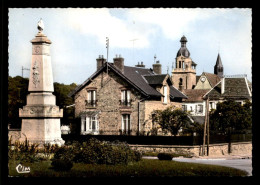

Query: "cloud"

xmin=64 ymin=8 xmax=151 ymax=49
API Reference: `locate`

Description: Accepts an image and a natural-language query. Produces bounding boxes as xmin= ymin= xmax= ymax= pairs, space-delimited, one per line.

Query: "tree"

xmin=152 ymin=106 xmax=192 ymax=136
xmin=8 ymin=76 xmax=77 ymax=129
xmin=209 ymin=100 xmax=252 ymax=135
xmin=8 ymin=76 xmax=29 ymax=128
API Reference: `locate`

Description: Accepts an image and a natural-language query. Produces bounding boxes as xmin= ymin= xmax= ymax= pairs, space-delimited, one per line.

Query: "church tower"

xmin=214 ymin=53 xmax=224 ymax=78
xmin=171 ymin=36 xmax=197 ymax=90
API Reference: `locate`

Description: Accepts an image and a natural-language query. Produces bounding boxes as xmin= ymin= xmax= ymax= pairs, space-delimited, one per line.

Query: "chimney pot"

xmin=113 ymin=56 xmax=124 ymax=73
xmin=153 ymin=61 xmax=162 ymax=74
xmin=221 ymin=77 xmax=225 ymax=94
xmin=97 ymin=55 xmax=106 ymax=71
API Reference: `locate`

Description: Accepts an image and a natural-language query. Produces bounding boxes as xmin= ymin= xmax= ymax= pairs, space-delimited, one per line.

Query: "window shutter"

xmin=93 ymin=91 xmax=96 ymax=101
xmin=121 ymin=115 xmax=124 ymax=130
xmin=81 ymin=116 xmax=85 ymax=132
xmin=128 ymin=114 xmax=131 ymax=131
xmin=121 ymin=91 xmax=125 ymax=102
xmin=86 ymin=117 xmax=90 ymax=130
xmin=87 ymin=91 xmax=91 ymax=102
xmin=96 ymin=117 xmax=99 ymax=131
xmin=127 ymin=90 xmax=131 ymax=103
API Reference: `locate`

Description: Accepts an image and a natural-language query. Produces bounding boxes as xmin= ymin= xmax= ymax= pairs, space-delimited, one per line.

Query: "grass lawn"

xmin=8 ymin=159 xmax=248 ymax=177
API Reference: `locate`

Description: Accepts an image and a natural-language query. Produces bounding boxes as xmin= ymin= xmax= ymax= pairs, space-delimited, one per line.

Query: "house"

xmin=69 ymin=55 xmax=187 ymax=136
xmin=194 ymin=72 xmax=221 ymax=90
xmin=182 ymin=89 xmax=209 ymax=124
xmin=203 ymin=75 xmax=252 ymax=111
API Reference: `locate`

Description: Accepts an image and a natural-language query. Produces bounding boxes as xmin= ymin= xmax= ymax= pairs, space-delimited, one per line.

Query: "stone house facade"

xmin=69 ymin=55 xmax=187 ymax=136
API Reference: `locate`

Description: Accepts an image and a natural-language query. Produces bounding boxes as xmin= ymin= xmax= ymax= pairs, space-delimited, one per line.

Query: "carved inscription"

xmin=32 ymin=61 xmax=40 ymax=88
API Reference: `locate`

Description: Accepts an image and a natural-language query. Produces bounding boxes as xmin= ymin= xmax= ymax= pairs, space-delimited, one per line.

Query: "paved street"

xmin=172 ymin=158 xmax=252 ymax=176
xmin=143 ymin=156 xmax=252 ymax=176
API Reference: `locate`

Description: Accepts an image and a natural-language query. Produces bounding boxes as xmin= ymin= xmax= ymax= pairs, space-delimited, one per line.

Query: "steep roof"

xmin=203 ymin=72 xmax=221 ymax=87
xmin=215 ymin=53 xmax=223 ymax=67
xmin=143 ymin=74 xmax=167 ymax=85
xmin=123 ymin=66 xmax=162 ymax=97
xmin=204 ymin=77 xmax=252 ymax=100
xmin=182 ymin=89 xmax=209 ymax=102
xmin=69 ymin=62 xmax=187 ymax=99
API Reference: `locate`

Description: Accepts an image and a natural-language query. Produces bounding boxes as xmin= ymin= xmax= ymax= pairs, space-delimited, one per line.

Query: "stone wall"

xmin=74 ymin=70 xmax=145 ymax=135
xmin=130 ymin=142 xmax=252 ymax=157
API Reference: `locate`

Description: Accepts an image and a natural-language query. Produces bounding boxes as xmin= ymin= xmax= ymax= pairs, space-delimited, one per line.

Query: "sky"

xmin=8 ymin=8 xmax=252 ymax=85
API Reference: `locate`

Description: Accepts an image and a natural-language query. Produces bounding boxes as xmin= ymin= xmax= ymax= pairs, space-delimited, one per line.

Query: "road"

xmin=143 ymin=156 xmax=252 ymax=176
xmin=172 ymin=158 xmax=252 ymax=176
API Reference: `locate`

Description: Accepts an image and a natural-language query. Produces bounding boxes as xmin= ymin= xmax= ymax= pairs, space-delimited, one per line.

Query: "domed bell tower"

xmin=171 ymin=36 xmax=197 ymax=90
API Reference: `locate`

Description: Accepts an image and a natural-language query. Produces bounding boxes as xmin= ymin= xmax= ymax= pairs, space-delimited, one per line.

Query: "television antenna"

xmin=130 ymin=38 xmax=138 ymax=62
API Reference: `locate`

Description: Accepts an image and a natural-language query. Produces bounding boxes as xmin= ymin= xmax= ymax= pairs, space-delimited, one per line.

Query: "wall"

xmin=74 ymin=70 xmax=145 ymax=135
xmin=172 ymin=56 xmax=196 ymax=90
xmin=194 ymin=76 xmax=212 ymax=89
xmin=130 ymin=142 xmax=252 ymax=157
xmin=182 ymin=101 xmax=206 ymax=116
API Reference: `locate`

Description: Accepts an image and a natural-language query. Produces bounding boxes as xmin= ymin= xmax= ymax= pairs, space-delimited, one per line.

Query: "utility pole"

xmin=202 ymin=96 xmax=210 ymax=156
xmin=22 ymin=66 xmax=30 ymax=78
xmin=206 ymin=97 xmax=210 ymax=156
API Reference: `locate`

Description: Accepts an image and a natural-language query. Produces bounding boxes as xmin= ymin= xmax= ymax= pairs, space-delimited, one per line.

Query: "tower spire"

xmin=214 ymin=53 xmax=224 ymax=78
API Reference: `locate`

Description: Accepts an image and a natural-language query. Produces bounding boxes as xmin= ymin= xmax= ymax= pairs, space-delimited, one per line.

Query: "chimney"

xmin=135 ymin=61 xmax=145 ymax=68
xmin=113 ymin=54 xmax=124 ymax=73
xmin=221 ymin=77 xmax=225 ymax=94
xmin=96 ymin=55 xmax=106 ymax=71
xmin=153 ymin=60 xmax=162 ymax=74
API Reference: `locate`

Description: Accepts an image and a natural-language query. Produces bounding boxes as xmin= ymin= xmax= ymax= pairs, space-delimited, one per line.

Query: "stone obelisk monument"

xmin=19 ymin=19 xmax=65 ymax=146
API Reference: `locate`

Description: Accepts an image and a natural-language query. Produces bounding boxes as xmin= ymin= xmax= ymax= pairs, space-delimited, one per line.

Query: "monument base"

xmin=20 ymin=118 xmax=65 ymax=146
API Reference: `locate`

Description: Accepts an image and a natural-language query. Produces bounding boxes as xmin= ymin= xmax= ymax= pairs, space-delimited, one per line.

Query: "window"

xmin=81 ymin=115 xmax=99 ymax=134
xmin=179 ymin=61 xmax=181 ymax=68
xmin=86 ymin=90 xmax=96 ymax=107
xmin=121 ymin=90 xmax=131 ymax=106
xmin=198 ymin=104 xmax=203 ymax=113
xmin=182 ymin=105 xmax=187 ymax=112
xmin=163 ymin=86 xmax=168 ymax=104
xmin=190 ymin=106 xmax=193 ymax=112
xmin=122 ymin=114 xmax=131 ymax=135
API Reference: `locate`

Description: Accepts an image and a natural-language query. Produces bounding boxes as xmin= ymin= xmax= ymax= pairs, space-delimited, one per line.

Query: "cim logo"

xmin=16 ymin=164 xmax=30 ymax=173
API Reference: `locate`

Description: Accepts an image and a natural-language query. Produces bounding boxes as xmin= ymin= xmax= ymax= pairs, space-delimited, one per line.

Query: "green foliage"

xmin=8 ymin=76 xmax=77 ymax=129
xmin=52 ymin=138 xmax=142 ymax=165
xmin=8 ymin=138 xmax=40 ymax=163
xmin=210 ymin=100 xmax=252 ymax=135
xmin=152 ymin=106 xmax=192 ymax=136
xmin=157 ymin=153 xmax=173 ymax=160
xmin=8 ymin=76 xmax=29 ymax=128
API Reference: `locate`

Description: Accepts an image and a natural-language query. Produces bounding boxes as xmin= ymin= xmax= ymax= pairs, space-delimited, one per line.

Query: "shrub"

xmin=69 ymin=138 xmax=142 ymax=165
xmin=157 ymin=153 xmax=173 ymax=161
xmin=8 ymin=138 xmax=40 ymax=163
xmin=51 ymin=159 xmax=73 ymax=171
